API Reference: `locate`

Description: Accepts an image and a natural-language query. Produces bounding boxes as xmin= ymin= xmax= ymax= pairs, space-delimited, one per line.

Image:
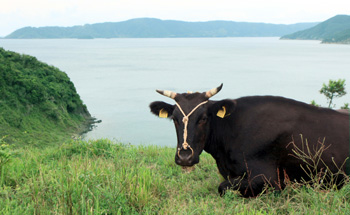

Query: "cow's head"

xmin=150 ymin=84 xmax=235 ymax=166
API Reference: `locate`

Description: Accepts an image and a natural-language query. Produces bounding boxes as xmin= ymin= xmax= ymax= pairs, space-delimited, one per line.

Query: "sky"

xmin=1 ymin=0 xmax=350 ymax=37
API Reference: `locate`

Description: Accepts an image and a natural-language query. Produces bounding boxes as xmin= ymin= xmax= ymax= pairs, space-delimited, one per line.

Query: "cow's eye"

xmin=198 ymin=116 xmax=207 ymax=124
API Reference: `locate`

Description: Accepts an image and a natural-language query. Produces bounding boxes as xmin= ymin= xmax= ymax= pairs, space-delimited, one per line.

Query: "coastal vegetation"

xmin=311 ymin=79 xmax=349 ymax=109
xmin=0 ymin=48 xmax=92 ymax=146
xmin=281 ymin=15 xmax=350 ymax=44
xmin=4 ymin=18 xmax=318 ymax=39
xmin=320 ymin=79 xmax=347 ymax=108
xmin=322 ymin=28 xmax=350 ymax=44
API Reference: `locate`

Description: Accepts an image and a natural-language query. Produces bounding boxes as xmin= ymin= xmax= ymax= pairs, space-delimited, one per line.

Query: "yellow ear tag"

xmin=216 ymin=106 xmax=226 ymax=118
xmin=159 ymin=108 xmax=168 ymax=118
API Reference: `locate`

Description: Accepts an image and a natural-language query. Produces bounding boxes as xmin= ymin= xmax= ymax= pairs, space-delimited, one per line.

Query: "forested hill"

xmin=0 ymin=48 xmax=92 ymax=146
xmin=5 ymin=18 xmax=318 ymax=39
xmin=280 ymin=15 xmax=350 ymax=44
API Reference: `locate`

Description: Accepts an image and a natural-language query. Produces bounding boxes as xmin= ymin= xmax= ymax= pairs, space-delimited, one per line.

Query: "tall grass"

xmin=0 ymin=138 xmax=349 ymax=214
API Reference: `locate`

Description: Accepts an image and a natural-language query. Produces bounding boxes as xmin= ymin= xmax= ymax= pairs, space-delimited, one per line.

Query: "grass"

xmin=0 ymin=138 xmax=350 ymax=214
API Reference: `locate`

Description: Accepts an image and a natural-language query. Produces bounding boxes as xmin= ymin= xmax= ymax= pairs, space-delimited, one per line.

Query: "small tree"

xmin=341 ymin=103 xmax=349 ymax=110
xmin=320 ymin=79 xmax=346 ymax=108
xmin=310 ymin=100 xmax=320 ymax=107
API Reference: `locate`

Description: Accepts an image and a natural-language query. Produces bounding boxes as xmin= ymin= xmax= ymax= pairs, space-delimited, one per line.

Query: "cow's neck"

xmin=203 ymin=126 xmax=221 ymax=159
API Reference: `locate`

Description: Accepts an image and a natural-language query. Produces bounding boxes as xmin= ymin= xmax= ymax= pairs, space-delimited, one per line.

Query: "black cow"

xmin=150 ymin=84 xmax=349 ymax=197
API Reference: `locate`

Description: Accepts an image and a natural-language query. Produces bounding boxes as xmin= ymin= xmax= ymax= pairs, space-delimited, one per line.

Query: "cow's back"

xmin=210 ymin=96 xmax=349 ymax=184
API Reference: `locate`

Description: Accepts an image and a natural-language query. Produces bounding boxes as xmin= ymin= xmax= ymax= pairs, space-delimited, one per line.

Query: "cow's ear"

xmin=149 ymin=101 xmax=175 ymax=118
xmin=209 ymin=99 xmax=236 ymax=118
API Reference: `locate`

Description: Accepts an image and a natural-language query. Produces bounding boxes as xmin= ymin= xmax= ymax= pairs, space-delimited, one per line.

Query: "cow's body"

xmin=206 ymin=96 xmax=349 ymax=197
xmin=150 ymin=85 xmax=349 ymax=197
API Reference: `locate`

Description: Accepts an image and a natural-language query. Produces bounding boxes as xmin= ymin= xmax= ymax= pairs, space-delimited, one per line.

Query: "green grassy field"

xmin=1 ymin=138 xmax=349 ymax=214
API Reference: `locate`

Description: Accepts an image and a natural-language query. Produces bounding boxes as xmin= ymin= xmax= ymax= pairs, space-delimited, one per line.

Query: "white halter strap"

xmin=175 ymin=100 xmax=208 ymax=151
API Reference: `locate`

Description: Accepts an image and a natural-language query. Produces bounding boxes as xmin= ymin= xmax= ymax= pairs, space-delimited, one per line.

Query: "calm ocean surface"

xmin=1 ymin=37 xmax=350 ymax=146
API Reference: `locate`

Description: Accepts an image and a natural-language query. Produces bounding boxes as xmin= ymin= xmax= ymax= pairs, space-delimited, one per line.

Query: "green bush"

xmin=0 ymin=47 xmax=91 ymax=145
xmin=0 ymin=137 xmax=13 ymax=186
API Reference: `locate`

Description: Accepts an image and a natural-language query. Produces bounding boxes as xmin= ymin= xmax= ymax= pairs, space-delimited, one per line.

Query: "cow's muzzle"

xmin=176 ymin=145 xmax=195 ymax=166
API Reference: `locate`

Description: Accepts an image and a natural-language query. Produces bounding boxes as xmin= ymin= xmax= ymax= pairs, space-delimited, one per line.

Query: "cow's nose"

xmin=176 ymin=147 xmax=194 ymax=166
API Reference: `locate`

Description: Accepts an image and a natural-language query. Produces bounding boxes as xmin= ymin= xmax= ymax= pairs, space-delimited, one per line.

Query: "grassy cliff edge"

xmin=0 ymin=47 xmax=93 ymax=146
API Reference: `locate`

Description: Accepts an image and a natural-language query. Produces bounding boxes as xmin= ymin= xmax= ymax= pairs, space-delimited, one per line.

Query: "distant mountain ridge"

xmin=281 ymin=15 xmax=350 ymax=44
xmin=5 ymin=18 xmax=318 ymax=39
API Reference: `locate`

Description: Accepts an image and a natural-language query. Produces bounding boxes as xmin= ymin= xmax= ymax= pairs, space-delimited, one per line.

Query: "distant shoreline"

xmin=280 ymin=15 xmax=350 ymax=45
xmin=280 ymin=37 xmax=350 ymax=45
xmin=4 ymin=18 xmax=318 ymax=39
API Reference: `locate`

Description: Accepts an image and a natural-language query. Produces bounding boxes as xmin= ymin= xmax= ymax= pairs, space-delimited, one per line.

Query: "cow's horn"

xmin=205 ymin=84 xmax=223 ymax=98
xmin=156 ymin=90 xmax=177 ymax=99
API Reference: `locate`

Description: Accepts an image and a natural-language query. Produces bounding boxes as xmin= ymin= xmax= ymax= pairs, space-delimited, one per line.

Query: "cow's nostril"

xmin=178 ymin=148 xmax=194 ymax=161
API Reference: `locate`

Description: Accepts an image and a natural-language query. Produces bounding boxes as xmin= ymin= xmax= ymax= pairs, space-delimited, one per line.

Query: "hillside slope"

xmin=281 ymin=15 xmax=350 ymax=44
xmin=0 ymin=48 xmax=92 ymax=146
xmin=5 ymin=18 xmax=318 ymax=39
xmin=322 ymin=28 xmax=350 ymax=44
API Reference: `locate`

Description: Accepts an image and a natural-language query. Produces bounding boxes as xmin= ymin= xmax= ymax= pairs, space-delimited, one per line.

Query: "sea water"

xmin=1 ymin=37 xmax=350 ymax=146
